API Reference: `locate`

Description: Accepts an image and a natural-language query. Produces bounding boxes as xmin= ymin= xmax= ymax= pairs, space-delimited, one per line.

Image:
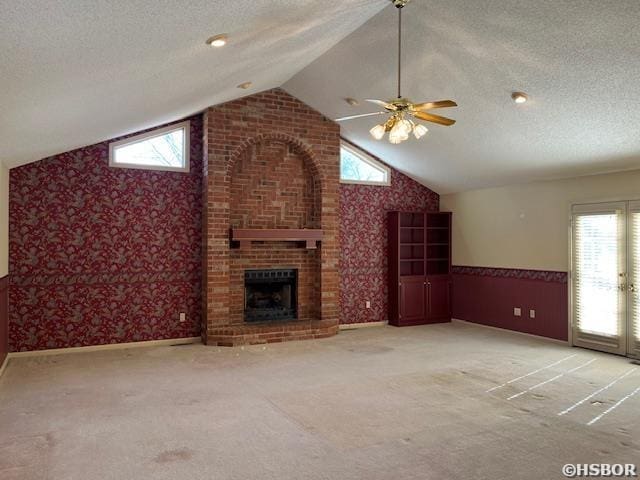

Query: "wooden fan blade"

xmin=334 ymin=111 xmax=387 ymax=122
xmin=412 ymin=100 xmax=457 ymax=111
xmin=412 ymin=111 xmax=456 ymax=126
xmin=365 ymin=99 xmax=397 ymax=111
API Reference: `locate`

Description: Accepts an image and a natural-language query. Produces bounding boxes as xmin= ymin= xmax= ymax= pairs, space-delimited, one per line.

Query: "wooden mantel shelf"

xmin=231 ymin=228 xmax=323 ymax=249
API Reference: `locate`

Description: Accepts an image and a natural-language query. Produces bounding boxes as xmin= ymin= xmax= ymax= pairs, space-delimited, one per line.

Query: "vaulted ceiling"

xmin=285 ymin=0 xmax=640 ymax=193
xmin=3 ymin=1 xmax=640 ymax=194
xmin=0 ymin=0 xmax=387 ymax=167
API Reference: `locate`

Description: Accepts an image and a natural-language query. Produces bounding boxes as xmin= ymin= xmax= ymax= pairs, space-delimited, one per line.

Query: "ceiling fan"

xmin=335 ymin=0 xmax=457 ymax=144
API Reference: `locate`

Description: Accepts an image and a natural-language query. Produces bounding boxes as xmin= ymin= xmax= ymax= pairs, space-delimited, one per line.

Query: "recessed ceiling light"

xmin=237 ymin=81 xmax=252 ymax=90
xmin=344 ymin=97 xmax=359 ymax=106
xmin=206 ymin=34 xmax=228 ymax=48
xmin=511 ymin=92 xmax=528 ymax=104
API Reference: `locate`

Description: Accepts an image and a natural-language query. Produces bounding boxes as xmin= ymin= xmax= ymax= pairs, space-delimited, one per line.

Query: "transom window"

xmin=109 ymin=120 xmax=190 ymax=172
xmin=340 ymin=141 xmax=390 ymax=186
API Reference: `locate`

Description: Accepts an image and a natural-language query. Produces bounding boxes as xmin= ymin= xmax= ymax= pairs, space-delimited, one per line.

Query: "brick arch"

xmin=226 ymin=133 xmax=323 ymax=195
xmin=228 ymin=135 xmax=320 ymax=230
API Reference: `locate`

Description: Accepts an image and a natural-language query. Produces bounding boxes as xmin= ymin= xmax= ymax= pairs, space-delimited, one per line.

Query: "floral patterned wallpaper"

xmin=8 ymin=120 xmax=437 ymax=348
xmin=452 ymin=266 xmax=568 ymax=283
xmin=8 ymin=116 xmax=203 ymax=351
xmin=339 ymin=154 xmax=439 ymax=324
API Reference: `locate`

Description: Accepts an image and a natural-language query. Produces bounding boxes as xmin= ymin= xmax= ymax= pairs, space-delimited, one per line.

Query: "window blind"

xmin=573 ymin=212 xmax=621 ymax=338
xmin=631 ymin=211 xmax=640 ymax=352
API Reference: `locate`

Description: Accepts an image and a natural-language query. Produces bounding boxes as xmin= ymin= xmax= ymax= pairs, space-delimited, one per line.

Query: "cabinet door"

xmin=399 ymin=278 xmax=426 ymax=325
xmin=427 ymin=276 xmax=451 ymax=322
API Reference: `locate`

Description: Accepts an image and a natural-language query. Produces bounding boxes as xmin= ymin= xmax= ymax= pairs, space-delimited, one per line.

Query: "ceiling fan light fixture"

xmin=397 ymin=118 xmax=412 ymax=135
xmin=389 ymin=119 xmax=410 ymax=144
xmin=333 ymin=0 xmax=457 ymax=142
xmin=388 ymin=134 xmax=405 ymax=145
xmin=413 ymin=124 xmax=429 ymax=139
xmin=370 ymin=124 xmax=386 ymax=140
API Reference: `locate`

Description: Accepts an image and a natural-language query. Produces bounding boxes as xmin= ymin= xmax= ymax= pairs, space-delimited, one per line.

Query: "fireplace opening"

xmin=244 ymin=269 xmax=298 ymax=323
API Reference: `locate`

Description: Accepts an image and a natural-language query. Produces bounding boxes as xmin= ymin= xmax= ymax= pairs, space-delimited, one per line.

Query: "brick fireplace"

xmin=202 ymin=89 xmax=340 ymax=346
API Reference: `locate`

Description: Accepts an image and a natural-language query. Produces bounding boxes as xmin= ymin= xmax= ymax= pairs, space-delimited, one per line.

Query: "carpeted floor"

xmin=0 ymin=321 xmax=638 ymax=479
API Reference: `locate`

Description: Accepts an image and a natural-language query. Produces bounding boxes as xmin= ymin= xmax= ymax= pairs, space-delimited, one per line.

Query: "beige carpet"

xmin=1 ymin=321 xmax=638 ymax=479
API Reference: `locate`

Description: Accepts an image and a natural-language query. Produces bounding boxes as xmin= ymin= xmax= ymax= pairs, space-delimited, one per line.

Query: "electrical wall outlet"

xmin=365 ymin=301 xmax=371 ymax=309
xmin=514 ymin=307 xmax=521 ymax=317
xmin=179 ymin=312 xmax=186 ymax=323
xmin=529 ymin=309 xmax=536 ymax=319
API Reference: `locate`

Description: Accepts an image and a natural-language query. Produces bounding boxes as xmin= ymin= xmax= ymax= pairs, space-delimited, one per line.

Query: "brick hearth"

xmin=202 ymin=89 xmax=341 ymax=346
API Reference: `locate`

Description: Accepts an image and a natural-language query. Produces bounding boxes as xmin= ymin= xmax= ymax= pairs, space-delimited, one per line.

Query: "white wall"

xmin=0 ymin=161 xmax=8 ymax=277
xmin=441 ymin=169 xmax=640 ymax=272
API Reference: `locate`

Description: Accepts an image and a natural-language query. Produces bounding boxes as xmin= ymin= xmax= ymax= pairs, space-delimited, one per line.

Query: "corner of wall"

xmin=0 ymin=160 xmax=8 ymax=366
xmin=0 ymin=159 xmax=8 ymax=278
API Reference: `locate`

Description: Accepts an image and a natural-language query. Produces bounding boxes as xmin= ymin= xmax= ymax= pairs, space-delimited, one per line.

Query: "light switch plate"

xmin=365 ymin=301 xmax=371 ymax=309
xmin=179 ymin=312 xmax=186 ymax=323
xmin=514 ymin=307 xmax=521 ymax=317
xmin=529 ymin=309 xmax=536 ymax=319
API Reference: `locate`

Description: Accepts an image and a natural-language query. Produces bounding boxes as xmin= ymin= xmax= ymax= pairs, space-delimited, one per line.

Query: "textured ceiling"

xmin=4 ymin=1 xmax=640 ymax=194
xmin=285 ymin=0 xmax=640 ymax=193
xmin=0 ymin=0 xmax=387 ymax=168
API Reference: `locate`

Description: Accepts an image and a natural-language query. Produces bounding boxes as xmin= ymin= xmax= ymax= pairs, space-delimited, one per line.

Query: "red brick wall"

xmin=230 ymin=141 xmax=320 ymax=229
xmin=203 ymin=89 xmax=340 ymax=346
xmin=227 ymin=140 xmax=322 ymax=324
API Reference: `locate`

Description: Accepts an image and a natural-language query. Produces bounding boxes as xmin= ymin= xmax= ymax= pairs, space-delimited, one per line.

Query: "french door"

xmin=571 ymin=201 xmax=640 ymax=357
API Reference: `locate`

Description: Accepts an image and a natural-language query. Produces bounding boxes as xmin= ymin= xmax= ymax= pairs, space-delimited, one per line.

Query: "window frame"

xmin=339 ymin=140 xmax=391 ymax=186
xmin=108 ymin=120 xmax=191 ymax=173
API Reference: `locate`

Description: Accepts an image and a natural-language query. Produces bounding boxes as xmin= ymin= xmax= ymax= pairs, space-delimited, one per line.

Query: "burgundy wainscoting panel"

xmin=8 ymin=115 xmax=203 ymax=352
xmin=452 ymin=266 xmax=568 ymax=341
xmin=0 ymin=276 xmax=8 ymax=365
xmin=339 ymin=146 xmax=439 ymax=325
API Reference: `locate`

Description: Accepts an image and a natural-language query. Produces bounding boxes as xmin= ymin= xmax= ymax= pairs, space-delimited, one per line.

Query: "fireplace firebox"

xmin=244 ymin=269 xmax=298 ymax=322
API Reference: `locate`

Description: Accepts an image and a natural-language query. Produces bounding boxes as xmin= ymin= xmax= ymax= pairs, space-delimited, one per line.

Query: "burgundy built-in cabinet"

xmin=388 ymin=211 xmax=452 ymax=326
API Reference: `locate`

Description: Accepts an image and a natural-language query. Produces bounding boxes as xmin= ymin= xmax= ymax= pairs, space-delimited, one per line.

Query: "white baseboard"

xmin=452 ymin=319 xmax=569 ymax=345
xmin=0 ymin=353 xmax=9 ymax=379
xmin=7 ymin=336 xmax=202 ymax=359
xmin=339 ymin=321 xmax=387 ymax=330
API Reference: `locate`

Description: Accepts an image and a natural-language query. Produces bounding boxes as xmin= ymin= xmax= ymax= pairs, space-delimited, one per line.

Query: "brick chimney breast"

xmin=202 ymin=89 xmax=340 ymax=346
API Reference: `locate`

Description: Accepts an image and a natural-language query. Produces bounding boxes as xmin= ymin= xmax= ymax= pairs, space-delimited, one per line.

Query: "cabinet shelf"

xmin=389 ymin=211 xmax=452 ymax=327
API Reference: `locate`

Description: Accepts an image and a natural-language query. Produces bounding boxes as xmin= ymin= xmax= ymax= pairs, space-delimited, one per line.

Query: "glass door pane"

xmin=571 ymin=202 xmax=626 ymax=355
xmin=628 ymin=202 xmax=640 ymax=358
